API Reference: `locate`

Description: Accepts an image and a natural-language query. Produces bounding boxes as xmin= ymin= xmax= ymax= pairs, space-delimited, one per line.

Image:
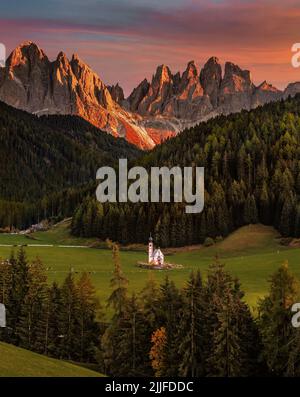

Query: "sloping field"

xmin=0 ymin=342 xmax=103 ymax=377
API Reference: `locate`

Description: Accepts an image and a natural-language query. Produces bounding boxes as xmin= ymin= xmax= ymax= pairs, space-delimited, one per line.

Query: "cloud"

xmin=0 ymin=0 xmax=299 ymax=94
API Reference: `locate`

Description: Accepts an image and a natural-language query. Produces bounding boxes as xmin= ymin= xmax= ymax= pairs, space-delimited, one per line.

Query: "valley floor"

xmin=0 ymin=223 xmax=299 ymax=311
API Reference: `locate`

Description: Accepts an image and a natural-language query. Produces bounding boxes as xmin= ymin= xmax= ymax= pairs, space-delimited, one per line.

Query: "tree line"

xmin=71 ymin=96 xmax=300 ymax=246
xmin=2 ymin=96 xmax=300 ymax=244
xmin=0 ymin=99 xmax=140 ymax=230
xmin=1 ymin=245 xmax=300 ymax=377
xmin=0 ymin=247 xmax=100 ymax=363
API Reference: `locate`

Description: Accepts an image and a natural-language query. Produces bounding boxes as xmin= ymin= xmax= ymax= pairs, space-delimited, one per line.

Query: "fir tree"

xmin=177 ymin=271 xmax=204 ymax=377
xmin=258 ymin=261 xmax=300 ymax=376
xmin=17 ymin=257 xmax=48 ymax=351
xmin=59 ymin=271 xmax=80 ymax=360
xmin=76 ymin=272 xmax=100 ymax=362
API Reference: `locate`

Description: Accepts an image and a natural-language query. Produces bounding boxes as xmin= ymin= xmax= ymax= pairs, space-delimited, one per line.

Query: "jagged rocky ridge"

xmin=0 ymin=41 xmax=154 ymax=149
xmin=0 ymin=41 xmax=300 ymax=149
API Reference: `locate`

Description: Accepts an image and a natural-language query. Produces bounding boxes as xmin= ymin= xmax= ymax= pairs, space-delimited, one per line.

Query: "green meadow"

xmin=0 ymin=222 xmax=299 ymax=311
xmin=0 ymin=342 xmax=103 ymax=377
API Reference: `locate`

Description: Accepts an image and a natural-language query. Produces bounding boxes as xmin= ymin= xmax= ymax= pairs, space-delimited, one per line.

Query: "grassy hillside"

xmin=0 ymin=224 xmax=299 ymax=310
xmin=0 ymin=342 xmax=103 ymax=377
xmin=0 ymin=219 xmax=99 ymax=247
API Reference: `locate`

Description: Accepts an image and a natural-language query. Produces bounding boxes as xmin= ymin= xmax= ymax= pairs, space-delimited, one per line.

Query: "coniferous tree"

xmin=43 ymin=282 xmax=63 ymax=357
xmin=59 ymin=271 xmax=80 ymax=360
xmin=258 ymin=261 xmax=300 ymax=376
xmin=111 ymin=294 xmax=151 ymax=376
xmin=177 ymin=271 xmax=204 ymax=376
xmin=106 ymin=240 xmax=128 ymax=316
xmin=9 ymin=248 xmax=29 ymax=343
xmin=0 ymin=259 xmax=12 ymax=305
xmin=150 ymin=327 xmax=168 ymax=377
xmin=101 ymin=240 xmax=129 ymax=375
xmin=76 ymin=272 xmax=101 ymax=362
xmin=156 ymin=277 xmax=183 ymax=376
xmin=17 ymin=258 xmax=48 ymax=351
xmin=203 ymin=259 xmax=258 ymax=376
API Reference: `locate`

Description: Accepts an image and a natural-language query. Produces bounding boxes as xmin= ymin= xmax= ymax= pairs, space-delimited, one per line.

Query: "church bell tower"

xmin=148 ymin=234 xmax=153 ymax=263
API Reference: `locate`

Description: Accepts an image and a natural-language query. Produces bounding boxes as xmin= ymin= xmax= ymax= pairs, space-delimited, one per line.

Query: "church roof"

xmin=153 ymin=248 xmax=164 ymax=256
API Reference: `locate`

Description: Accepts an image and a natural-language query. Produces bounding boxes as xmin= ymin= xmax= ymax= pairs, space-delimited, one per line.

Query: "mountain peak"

xmin=71 ymin=53 xmax=84 ymax=64
xmin=224 ymin=62 xmax=252 ymax=83
xmin=154 ymin=64 xmax=172 ymax=84
xmin=127 ymin=78 xmax=150 ymax=112
xmin=17 ymin=40 xmax=38 ymax=49
xmin=257 ymin=80 xmax=280 ymax=92
xmin=107 ymin=83 xmax=125 ymax=105
xmin=187 ymin=60 xmax=196 ymax=67
xmin=71 ymin=53 xmax=90 ymax=69
xmin=206 ymin=56 xmax=220 ymax=65
xmin=7 ymin=41 xmax=48 ymax=69
xmin=56 ymin=51 xmax=69 ymax=63
xmin=200 ymin=56 xmax=222 ymax=107
xmin=14 ymin=41 xmax=45 ymax=57
xmin=184 ymin=60 xmax=199 ymax=78
xmin=0 ymin=41 xmax=156 ymax=149
xmin=2 ymin=41 xmax=300 ymax=150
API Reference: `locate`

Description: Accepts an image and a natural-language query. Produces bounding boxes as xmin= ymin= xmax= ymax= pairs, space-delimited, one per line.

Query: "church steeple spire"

xmin=148 ymin=233 xmax=154 ymax=263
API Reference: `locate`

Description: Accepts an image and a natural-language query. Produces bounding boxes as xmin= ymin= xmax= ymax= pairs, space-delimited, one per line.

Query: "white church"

xmin=148 ymin=235 xmax=164 ymax=266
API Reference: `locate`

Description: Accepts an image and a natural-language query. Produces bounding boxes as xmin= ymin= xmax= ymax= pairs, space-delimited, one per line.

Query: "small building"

xmin=148 ymin=235 xmax=164 ymax=266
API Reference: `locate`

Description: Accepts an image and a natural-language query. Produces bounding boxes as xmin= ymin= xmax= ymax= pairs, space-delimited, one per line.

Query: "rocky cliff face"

xmin=200 ymin=57 xmax=222 ymax=108
xmin=252 ymin=81 xmax=282 ymax=107
xmin=107 ymin=83 xmax=125 ymax=105
xmin=132 ymin=61 xmax=212 ymax=120
xmin=128 ymin=58 xmax=295 ymax=122
xmin=0 ymin=42 xmax=155 ymax=149
xmin=1 ymin=41 xmax=300 ymax=150
xmin=283 ymin=82 xmax=300 ymax=99
xmin=126 ymin=57 xmax=297 ymax=139
xmin=218 ymin=62 xmax=255 ymax=113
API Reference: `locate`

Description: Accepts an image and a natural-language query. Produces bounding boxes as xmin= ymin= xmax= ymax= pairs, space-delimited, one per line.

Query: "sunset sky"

xmin=0 ymin=0 xmax=299 ymax=95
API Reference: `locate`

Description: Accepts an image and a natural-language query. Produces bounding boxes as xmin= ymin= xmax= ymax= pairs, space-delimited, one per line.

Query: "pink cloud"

xmin=0 ymin=0 xmax=300 ymax=95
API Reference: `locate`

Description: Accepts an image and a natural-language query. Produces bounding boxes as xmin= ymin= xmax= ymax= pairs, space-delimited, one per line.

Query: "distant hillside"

xmin=0 ymin=100 xmax=141 ymax=202
xmin=72 ymin=94 xmax=300 ymax=246
xmin=0 ymin=342 xmax=103 ymax=377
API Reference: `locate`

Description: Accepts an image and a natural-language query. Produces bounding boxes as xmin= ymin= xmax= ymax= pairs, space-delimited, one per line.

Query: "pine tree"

xmin=101 ymin=240 xmax=129 ymax=375
xmin=43 ymin=282 xmax=63 ymax=357
xmin=177 ymin=271 xmax=204 ymax=376
xmin=111 ymin=294 xmax=151 ymax=376
xmin=9 ymin=248 xmax=29 ymax=343
xmin=258 ymin=261 xmax=299 ymax=376
xmin=17 ymin=257 xmax=48 ymax=351
xmin=280 ymin=196 xmax=295 ymax=237
xmin=106 ymin=240 xmax=128 ymax=316
xmin=59 ymin=271 xmax=80 ymax=360
xmin=203 ymin=259 xmax=254 ymax=376
xmin=76 ymin=272 xmax=100 ymax=362
xmin=0 ymin=259 xmax=12 ymax=305
xmin=156 ymin=277 xmax=183 ymax=376
xmin=139 ymin=274 xmax=159 ymax=332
